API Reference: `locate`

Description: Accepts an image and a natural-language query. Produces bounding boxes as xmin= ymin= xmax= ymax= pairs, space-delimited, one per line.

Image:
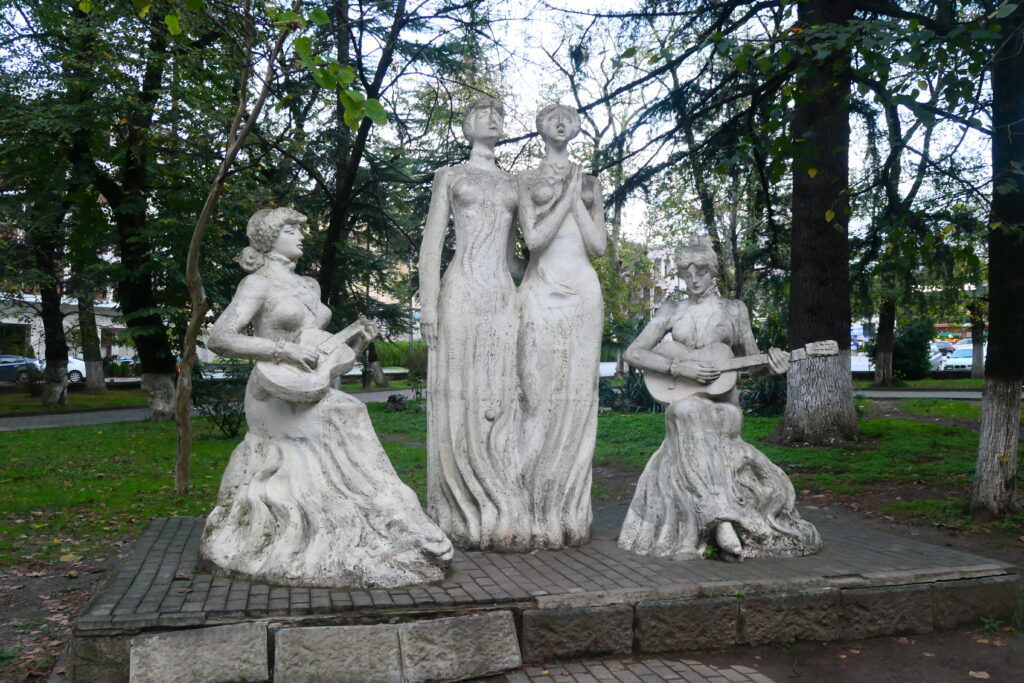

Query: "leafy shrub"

xmin=740 ymin=374 xmax=787 ymax=416
xmin=374 ymin=340 xmax=428 ymax=368
xmin=191 ymin=363 xmax=251 ymax=438
xmin=598 ymin=375 xmax=663 ymax=413
xmin=866 ymin=318 xmax=934 ymax=381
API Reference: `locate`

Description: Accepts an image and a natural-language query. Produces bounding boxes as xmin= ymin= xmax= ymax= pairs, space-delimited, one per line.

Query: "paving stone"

xmin=129 ymin=622 xmax=268 ymax=683
xmin=932 ymin=574 xmax=1023 ymax=629
xmin=522 ymin=604 xmax=634 ymax=664
xmin=399 ymin=611 xmax=521 ymax=681
xmin=741 ymin=589 xmax=840 ymax=645
xmin=637 ymin=597 xmax=739 ymax=652
xmin=274 ymin=623 xmax=401 ymax=682
xmin=840 ymin=584 xmax=933 ymax=639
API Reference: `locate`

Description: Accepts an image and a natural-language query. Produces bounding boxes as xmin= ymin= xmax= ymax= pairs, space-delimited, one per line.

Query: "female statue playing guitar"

xmin=619 ymin=237 xmax=822 ymax=562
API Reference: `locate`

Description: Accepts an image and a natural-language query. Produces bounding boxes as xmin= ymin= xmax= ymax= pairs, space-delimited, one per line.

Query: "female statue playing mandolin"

xmin=200 ymin=208 xmax=452 ymax=588
xmin=619 ymin=237 xmax=821 ymax=562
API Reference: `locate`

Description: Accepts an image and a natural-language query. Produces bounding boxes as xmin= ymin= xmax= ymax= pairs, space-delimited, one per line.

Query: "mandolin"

xmin=643 ymin=339 xmax=839 ymax=405
xmin=251 ymin=318 xmax=377 ymax=403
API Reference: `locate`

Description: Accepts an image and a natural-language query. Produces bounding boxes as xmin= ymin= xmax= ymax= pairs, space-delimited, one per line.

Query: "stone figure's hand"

xmin=420 ymin=320 xmax=438 ymax=348
xmin=671 ymin=360 xmax=720 ymax=384
xmin=359 ymin=318 xmax=380 ymax=342
xmin=767 ymin=347 xmax=790 ymax=375
xmin=285 ymin=343 xmax=319 ymax=369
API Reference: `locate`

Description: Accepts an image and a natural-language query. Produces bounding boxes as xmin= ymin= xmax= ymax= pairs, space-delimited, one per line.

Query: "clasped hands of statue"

xmin=667 ymin=346 xmax=790 ymax=385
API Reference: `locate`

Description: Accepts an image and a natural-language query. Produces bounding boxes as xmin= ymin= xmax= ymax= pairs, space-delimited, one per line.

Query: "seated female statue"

xmin=618 ymin=237 xmax=821 ymax=561
xmin=200 ymin=207 xmax=453 ymax=588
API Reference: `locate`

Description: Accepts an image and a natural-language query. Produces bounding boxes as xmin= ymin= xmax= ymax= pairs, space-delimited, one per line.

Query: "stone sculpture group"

xmin=198 ymin=98 xmax=822 ymax=590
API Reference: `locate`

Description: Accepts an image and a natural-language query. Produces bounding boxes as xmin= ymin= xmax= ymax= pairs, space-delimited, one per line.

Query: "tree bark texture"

xmin=771 ymin=0 xmax=858 ymax=445
xmin=972 ymin=6 xmax=1024 ymax=517
xmin=77 ymin=290 xmax=106 ymax=391
xmin=30 ymin=211 xmax=69 ymax=407
xmin=970 ymin=313 xmax=985 ymax=379
xmin=873 ymin=298 xmax=895 ymax=387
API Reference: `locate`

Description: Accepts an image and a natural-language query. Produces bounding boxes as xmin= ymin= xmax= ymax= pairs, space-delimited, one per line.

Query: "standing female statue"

xmin=201 ymin=207 xmax=453 ymax=588
xmin=516 ymin=104 xmax=607 ymax=548
xmin=418 ymin=97 xmax=529 ymax=551
xmin=618 ymin=237 xmax=822 ymax=561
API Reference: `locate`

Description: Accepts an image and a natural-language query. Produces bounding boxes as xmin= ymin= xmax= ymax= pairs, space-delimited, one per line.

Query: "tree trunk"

xmin=972 ymin=6 xmax=1024 ymax=517
xmin=873 ymin=297 xmax=895 ymax=387
xmin=970 ymin=313 xmax=985 ymax=379
xmin=142 ymin=373 xmax=177 ymax=421
xmin=770 ymin=0 xmax=858 ymax=445
xmin=368 ymin=341 xmax=388 ymax=387
xmin=77 ymin=289 xmax=106 ymax=392
xmin=31 ymin=210 xmax=69 ymax=407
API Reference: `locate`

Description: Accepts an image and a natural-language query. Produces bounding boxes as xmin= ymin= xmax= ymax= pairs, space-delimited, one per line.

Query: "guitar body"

xmin=644 ymin=340 xmax=738 ymax=405
xmin=643 ymin=339 xmax=840 ymax=406
xmin=252 ymin=322 xmax=363 ymax=404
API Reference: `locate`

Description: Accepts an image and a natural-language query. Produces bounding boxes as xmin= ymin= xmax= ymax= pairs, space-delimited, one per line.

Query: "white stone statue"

xmin=200 ymin=208 xmax=453 ymax=588
xmin=515 ymin=104 xmax=607 ymax=548
xmin=618 ymin=237 xmax=822 ymax=561
xmin=418 ymin=97 xmax=530 ymax=551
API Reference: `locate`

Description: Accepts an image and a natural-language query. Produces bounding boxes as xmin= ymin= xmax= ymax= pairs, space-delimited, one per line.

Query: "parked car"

xmin=67 ymin=357 xmax=87 ymax=383
xmin=0 ymin=354 xmax=41 ymax=383
xmin=36 ymin=357 xmax=89 ymax=382
xmin=944 ymin=345 xmax=986 ymax=370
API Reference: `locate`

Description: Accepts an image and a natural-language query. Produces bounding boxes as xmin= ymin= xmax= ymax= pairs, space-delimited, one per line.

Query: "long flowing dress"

xmin=516 ymin=163 xmax=603 ymax=548
xmin=618 ymin=297 xmax=821 ymax=560
xmin=426 ymin=168 xmax=529 ymax=551
xmin=200 ymin=268 xmax=452 ymax=588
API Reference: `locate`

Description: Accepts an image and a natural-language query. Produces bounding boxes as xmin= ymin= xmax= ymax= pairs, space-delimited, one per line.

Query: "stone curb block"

xmin=741 ymin=589 xmax=841 ymax=645
xmin=933 ymin=574 xmax=1023 ymax=630
xmin=840 ymin=584 xmax=933 ymax=640
xmin=399 ymin=610 xmax=521 ymax=682
xmin=521 ymin=604 xmax=633 ymax=664
xmin=274 ymin=623 xmax=402 ymax=682
xmin=636 ymin=596 xmax=739 ymax=653
xmin=129 ymin=621 xmax=268 ymax=683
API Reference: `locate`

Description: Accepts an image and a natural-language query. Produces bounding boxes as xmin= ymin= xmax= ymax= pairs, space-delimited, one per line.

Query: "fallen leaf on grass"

xmin=922 ymin=652 xmax=935 ymax=657
xmin=849 ymin=649 xmax=861 ymax=654
xmin=59 ymin=553 xmax=81 ymax=563
xmin=968 ymin=672 xmax=990 ymax=679
xmin=838 ymin=654 xmax=847 ymax=659
xmin=897 ymin=637 xmax=911 ymax=644
xmin=976 ymin=637 xmax=989 ymax=644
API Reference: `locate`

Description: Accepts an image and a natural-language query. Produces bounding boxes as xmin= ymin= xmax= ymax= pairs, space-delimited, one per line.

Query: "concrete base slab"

xmin=69 ymin=507 xmax=1021 ymax=681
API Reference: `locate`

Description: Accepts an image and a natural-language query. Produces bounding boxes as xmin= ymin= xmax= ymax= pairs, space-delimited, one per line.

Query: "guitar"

xmin=643 ymin=339 xmax=839 ymax=405
xmin=252 ymin=318 xmax=377 ymax=403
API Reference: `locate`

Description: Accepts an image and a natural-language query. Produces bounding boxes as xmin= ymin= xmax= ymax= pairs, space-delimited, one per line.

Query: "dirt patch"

xmin=0 ymin=554 xmax=119 ymax=681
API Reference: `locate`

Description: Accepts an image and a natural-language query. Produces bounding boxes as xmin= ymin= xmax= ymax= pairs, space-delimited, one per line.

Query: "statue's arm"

xmin=418 ymin=167 xmax=453 ymax=344
xmin=734 ymin=301 xmax=788 ymax=377
xmin=517 ymin=168 xmax=575 ymax=251
xmin=622 ymin=304 xmax=676 ymax=374
xmin=207 ymin=276 xmax=277 ymax=360
xmin=575 ymin=175 xmax=607 ymax=257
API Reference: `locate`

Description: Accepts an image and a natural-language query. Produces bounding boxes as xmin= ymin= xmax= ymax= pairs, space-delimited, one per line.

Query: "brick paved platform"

xmin=69 ymin=505 xmax=1021 ymax=681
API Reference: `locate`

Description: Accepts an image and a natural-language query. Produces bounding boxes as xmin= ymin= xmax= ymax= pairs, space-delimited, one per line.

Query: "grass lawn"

xmin=0 ymin=388 xmax=149 ymax=414
xmin=2 ymin=400 xmax=1021 ymax=568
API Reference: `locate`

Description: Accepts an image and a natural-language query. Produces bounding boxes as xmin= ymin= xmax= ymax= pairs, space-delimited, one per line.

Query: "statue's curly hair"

xmin=236 ymin=207 xmax=307 ymax=272
xmin=675 ymin=235 xmax=718 ymax=276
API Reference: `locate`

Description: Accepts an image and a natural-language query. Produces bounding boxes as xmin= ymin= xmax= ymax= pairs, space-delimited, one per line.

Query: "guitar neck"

xmin=717 ymin=348 xmax=805 ymax=373
xmin=315 ymin=321 xmax=364 ymax=354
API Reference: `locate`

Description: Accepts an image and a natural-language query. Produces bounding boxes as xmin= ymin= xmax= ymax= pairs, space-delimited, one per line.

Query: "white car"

xmin=39 ymin=356 xmax=88 ymax=382
xmin=944 ymin=345 xmax=985 ymax=370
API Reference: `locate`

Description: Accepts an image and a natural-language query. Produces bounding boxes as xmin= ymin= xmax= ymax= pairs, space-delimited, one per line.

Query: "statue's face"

xmin=538 ymin=107 xmax=579 ymax=144
xmin=465 ymin=105 xmax=503 ymax=144
xmin=680 ymin=263 xmax=715 ymax=297
xmin=271 ymin=218 xmax=305 ymax=261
